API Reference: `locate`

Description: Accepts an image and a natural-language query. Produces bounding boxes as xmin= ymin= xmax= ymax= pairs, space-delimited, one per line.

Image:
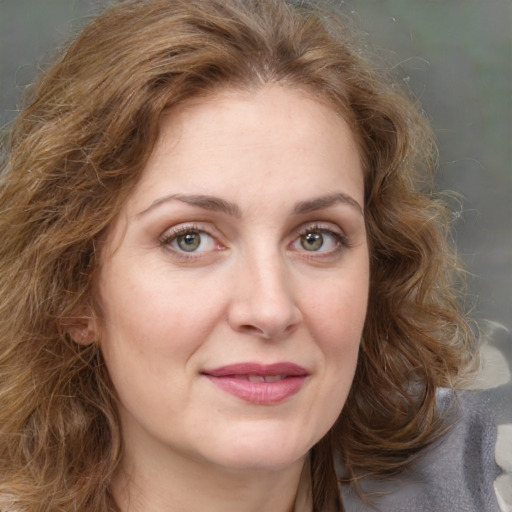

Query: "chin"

xmin=215 ymin=450 xmax=306 ymax=473
xmin=200 ymin=426 xmax=318 ymax=472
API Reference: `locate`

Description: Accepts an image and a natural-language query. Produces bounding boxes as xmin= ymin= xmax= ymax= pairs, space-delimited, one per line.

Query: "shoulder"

xmin=339 ymin=325 xmax=512 ymax=512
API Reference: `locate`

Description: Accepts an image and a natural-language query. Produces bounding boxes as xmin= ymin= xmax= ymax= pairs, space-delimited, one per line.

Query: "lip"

xmin=201 ymin=362 xmax=309 ymax=405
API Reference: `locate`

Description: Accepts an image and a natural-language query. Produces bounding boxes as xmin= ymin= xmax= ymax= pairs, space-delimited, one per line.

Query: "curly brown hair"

xmin=0 ymin=0 xmax=476 ymax=510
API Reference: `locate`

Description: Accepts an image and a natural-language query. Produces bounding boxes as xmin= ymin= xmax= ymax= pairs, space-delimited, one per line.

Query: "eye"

xmin=300 ymin=232 xmax=325 ymax=251
xmin=291 ymin=225 xmax=346 ymax=254
xmin=161 ymin=226 xmax=219 ymax=254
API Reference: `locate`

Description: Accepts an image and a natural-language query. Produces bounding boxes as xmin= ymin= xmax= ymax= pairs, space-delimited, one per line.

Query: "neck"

xmin=111 ymin=445 xmax=307 ymax=512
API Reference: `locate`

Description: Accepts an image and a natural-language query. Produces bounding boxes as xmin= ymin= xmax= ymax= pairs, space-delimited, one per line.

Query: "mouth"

xmin=201 ymin=362 xmax=309 ymax=404
xmin=230 ymin=374 xmax=289 ymax=382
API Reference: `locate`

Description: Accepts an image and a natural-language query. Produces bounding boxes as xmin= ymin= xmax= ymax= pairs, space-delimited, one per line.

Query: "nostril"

xmin=240 ymin=324 xmax=265 ymax=335
xmin=237 ymin=320 xmax=299 ymax=339
xmin=284 ymin=323 xmax=298 ymax=334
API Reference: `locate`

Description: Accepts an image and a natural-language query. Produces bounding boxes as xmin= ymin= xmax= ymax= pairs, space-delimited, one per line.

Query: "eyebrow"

xmin=137 ymin=192 xmax=363 ymax=218
xmin=137 ymin=194 xmax=242 ymax=218
xmin=293 ymin=193 xmax=364 ymax=217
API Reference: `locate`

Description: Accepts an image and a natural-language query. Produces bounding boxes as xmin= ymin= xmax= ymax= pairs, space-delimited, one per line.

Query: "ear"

xmin=67 ymin=314 xmax=100 ymax=346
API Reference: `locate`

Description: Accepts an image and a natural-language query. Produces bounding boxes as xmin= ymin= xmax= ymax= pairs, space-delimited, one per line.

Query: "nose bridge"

xmin=249 ymin=247 xmax=290 ymax=306
xmin=228 ymin=243 xmax=301 ymax=339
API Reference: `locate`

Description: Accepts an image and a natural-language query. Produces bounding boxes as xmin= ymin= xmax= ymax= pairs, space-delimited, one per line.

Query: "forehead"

xmin=123 ymin=84 xmax=364 ymax=216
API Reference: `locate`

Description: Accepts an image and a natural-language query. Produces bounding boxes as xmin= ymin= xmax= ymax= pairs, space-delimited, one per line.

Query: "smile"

xmin=202 ymin=362 xmax=309 ymax=404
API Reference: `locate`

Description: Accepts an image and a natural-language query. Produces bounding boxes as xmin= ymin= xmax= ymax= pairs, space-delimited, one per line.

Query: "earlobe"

xmin=67 ymin=316 xmax=100 ymax=346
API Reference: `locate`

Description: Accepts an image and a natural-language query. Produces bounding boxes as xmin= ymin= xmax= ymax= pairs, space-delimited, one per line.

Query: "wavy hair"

xmin=0 ymin=0 xmax=476 ymax=510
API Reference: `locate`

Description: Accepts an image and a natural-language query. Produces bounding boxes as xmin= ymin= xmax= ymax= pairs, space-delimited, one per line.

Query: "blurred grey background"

xmin=1 ymin=0 xmax=511 ymax=331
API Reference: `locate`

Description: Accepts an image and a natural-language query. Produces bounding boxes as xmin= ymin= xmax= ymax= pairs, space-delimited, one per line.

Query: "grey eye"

xmin=291 ymin=227 xmax=344 ymax=255
xmin=300 ymin=232 xmax=324 ymax=251
xmin=176 ymin=232 xmax=202 ymax=252
xmin=167 ymin=230 xmax=216 ymax=253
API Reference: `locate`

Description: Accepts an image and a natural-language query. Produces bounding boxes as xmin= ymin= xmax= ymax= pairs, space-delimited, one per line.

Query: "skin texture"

xmin=87 ymin=85 xmax=369 ymax=511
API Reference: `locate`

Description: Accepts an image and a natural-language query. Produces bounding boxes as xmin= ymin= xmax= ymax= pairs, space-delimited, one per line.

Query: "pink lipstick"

xmin=202 ymin=362 xmax=308 ymax=404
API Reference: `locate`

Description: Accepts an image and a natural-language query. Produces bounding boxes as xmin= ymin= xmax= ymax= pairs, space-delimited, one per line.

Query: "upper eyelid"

xmin=158 ymin=220 xmax=346 ymax=240
xmin=160 ymin=222 xmax=219 ymax=240
xmin=294 ymin=226 xmax=347 ymax=242
xmin=293 ymin=221 xmax=346 ymax=237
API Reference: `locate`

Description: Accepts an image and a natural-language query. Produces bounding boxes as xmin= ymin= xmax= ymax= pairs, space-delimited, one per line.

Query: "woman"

xmin=0 ymin=0 xmax=507 ymax=511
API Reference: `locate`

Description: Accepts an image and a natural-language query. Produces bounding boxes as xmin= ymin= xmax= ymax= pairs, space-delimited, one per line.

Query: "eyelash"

xmin=159 ymin=224 xmax=221 ymax=260
xmin=159 ymin=223 xmax=350 ymax=260
xmin=291 ymin=224 xmax=350 ymax=258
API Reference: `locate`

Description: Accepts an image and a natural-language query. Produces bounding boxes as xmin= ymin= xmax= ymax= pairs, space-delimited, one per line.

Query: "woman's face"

xmin=94 ymin=85 xmax=369 ymax=474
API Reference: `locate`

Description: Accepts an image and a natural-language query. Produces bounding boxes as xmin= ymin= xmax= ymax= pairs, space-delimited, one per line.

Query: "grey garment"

xmin=339 ymin=381 xmax=512 ymax=512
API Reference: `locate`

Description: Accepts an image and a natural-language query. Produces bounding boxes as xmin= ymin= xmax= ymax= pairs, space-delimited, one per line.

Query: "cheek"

xmin=305 ymin=273 xmax=368 ymax=345
xmin=96 ymin=263 xmax=231 ymax=385
xmin=302 ymin=271 xmax=368 ymax=419
xmin=300 ymin=278 xmax=366 ymax=446
xmin=96 ymin=273 xmax=221 ymax=407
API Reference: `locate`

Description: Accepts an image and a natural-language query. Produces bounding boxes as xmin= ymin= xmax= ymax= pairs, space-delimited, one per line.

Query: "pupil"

xmin=178 ymin=232 xmax=200 ymax=252
xmin=302 ymin=232 xmax=323 ymax=251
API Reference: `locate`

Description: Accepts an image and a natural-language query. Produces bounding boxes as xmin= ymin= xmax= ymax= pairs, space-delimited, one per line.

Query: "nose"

xmin=227 ymin=252 xmax=302 ymax=340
